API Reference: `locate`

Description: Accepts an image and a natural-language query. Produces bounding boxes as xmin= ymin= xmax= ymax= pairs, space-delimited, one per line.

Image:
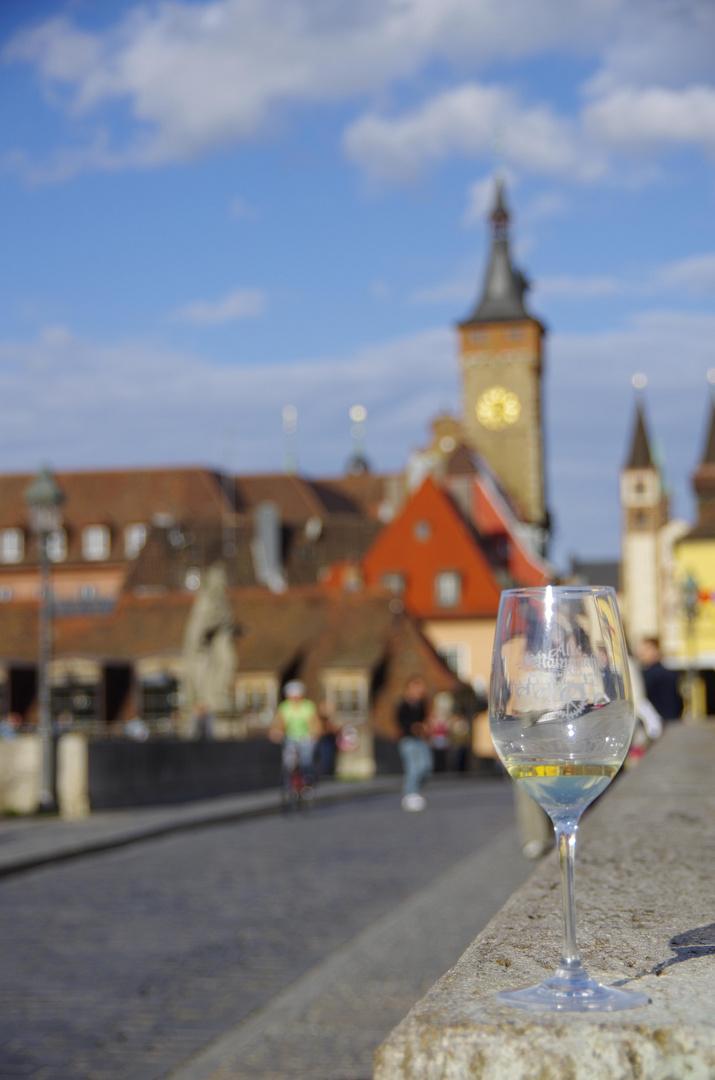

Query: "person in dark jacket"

xmin=637 ymin=638 xmax=683 ymax=720
xmin=396 ymin=676 xmax=433 ymax=811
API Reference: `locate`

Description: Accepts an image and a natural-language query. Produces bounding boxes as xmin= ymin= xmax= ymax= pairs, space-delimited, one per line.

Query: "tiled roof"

xmin=313 ymin=473 xmax=404 ymax=520
xmin=233 ymin=474 xmax=331 ymax=525
xmin=124 ymin=524 xmax=258 ymax=592
xmin=123 ymin=517 xmax=382 ymax=592
xmin=0 ymin=467 xmax=232 ymax=566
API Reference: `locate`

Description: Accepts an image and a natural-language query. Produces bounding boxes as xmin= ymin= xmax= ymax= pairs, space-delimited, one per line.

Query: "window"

xmin=413 ymin=519 xmax=431 ymax=542
xmin=83 ymin=525 xmax=110 ymax=561
xmin=0 ymin=588 xmax=13 ymax=602
xmin=46 ymin=530 xmax=67 ymax=563
xmin=124 ymin=523 xmax=147 ymax=558
xmin=435 ymin=571 xmax=462 ymax=608
xmin=0 ymin=528 xmax=23 ymax=564
xmin=141 ymin=674 xmax=179 ymax=723
xmin=235 ymin=676 xmax=277 ymax=719
xmin=381 ymin=573 xmax=405 ymax=596
xmin=323 ymin=672 xmax=368 ymax=720
xmin=437 ymin=643 xmax=470 ymax=680
xmin=78 ymin=584 xmax=96 ymax=601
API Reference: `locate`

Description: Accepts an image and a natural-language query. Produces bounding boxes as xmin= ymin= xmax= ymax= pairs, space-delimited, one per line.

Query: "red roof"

xmin=361 ymin=477 xmax=503 ymax=618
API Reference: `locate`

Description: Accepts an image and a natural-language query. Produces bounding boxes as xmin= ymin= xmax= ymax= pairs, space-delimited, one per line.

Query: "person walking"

xmin=396 ymin=676 xmax=433 ymax=812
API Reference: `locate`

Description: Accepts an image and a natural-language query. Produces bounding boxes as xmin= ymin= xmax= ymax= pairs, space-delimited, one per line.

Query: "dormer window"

xmin=47 ymin=529 xmax=67 ymax=563
xmin=82 ymin=525 xmax=110 ymax=561
xmin=124 ymin=523 xmax=147 ymax=559
xmin=0 ymin=528 xmax=24 ymax=564
xmin=435 ymin=571 xmax=462 ymax=608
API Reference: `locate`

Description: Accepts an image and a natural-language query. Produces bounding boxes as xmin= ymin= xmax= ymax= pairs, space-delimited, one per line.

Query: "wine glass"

xmin=490 ymin=585 xmax=649 ymax=1012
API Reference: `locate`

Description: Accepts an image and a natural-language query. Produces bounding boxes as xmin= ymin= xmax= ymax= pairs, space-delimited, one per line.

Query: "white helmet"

xmin=283 ymin=680 xmax=306 ymax=698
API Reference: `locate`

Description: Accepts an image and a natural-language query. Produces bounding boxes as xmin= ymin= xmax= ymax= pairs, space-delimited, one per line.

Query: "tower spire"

xmin=702 ymin=374 xmax=715 ymax=465
xmin=464 ymin=177 xmax=530 ymax=324
xmin=626 ymin=400 xmax=654 ymax=469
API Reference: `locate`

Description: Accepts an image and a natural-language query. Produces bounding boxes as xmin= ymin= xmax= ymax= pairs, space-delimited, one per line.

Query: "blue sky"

xmin=0 ymin=0 xmax=714 ymax=569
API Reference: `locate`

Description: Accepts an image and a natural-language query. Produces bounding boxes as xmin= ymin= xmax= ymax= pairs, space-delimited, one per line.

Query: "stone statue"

xmin=182 ymin=564 xmax=237 ymax=720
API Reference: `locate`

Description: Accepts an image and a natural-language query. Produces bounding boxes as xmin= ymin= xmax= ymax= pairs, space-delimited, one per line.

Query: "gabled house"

xmin=360 ymin=476 xmax=501 ymax=685
xmin=358 ymin=452 xmax=553 ymax=686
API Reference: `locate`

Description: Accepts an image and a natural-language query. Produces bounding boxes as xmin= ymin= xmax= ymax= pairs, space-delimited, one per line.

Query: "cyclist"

xmin=269 ymin=681 xmax=321 ymax=793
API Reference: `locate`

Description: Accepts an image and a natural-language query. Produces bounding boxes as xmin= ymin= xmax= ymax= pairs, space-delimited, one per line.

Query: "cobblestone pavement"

xmin=0 ymin=778 xmax=515 ymax=1080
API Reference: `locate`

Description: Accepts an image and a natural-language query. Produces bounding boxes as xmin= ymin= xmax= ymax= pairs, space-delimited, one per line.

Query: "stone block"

xmin=375 ymin=725 xmax=715 ymax=1079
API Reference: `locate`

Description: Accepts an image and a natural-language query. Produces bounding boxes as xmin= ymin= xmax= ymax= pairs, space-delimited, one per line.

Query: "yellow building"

xmin=672 ymin=398 xmax=715 ymax=698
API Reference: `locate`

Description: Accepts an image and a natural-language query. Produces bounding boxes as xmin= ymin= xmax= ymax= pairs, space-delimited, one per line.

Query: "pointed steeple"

xmin=701 ymin=394 xmax=715 ymax=465
xmin=625 ymin=399 xmax=654 ymax=469
xmin=463 ymin=177 xmax=530 ymax=324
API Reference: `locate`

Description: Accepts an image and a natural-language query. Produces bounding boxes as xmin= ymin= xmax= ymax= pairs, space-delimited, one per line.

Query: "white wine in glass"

xmin=490 ymin=585 xmax=649 ymax=1012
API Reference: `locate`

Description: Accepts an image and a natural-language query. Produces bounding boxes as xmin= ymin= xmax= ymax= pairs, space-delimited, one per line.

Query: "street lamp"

xmin=682 ymin=572 xmax=700 ymax=720
xmin=24 ymin=466 xmax=65 ymax=811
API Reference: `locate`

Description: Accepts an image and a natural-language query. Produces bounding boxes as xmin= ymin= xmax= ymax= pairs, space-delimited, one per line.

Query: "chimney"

xmin=251 ymin=501 xmax=287 ymax=593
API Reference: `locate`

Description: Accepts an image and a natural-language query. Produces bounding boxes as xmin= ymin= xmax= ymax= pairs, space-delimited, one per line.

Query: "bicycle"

xmin=280 ymin=740 xmax=316 ymax=812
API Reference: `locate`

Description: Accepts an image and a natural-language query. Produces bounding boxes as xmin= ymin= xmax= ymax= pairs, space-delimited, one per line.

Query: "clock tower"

xmin=458 ymin=179 xmax=548 ymax=550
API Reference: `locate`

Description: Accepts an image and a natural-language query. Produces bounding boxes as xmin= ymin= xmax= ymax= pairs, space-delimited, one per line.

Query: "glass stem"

xmin=555 ymin=822 xmax=584 ymax=975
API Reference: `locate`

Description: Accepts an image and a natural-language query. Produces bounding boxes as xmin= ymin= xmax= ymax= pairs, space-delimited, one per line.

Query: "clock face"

xmin=476 ymin=385 xmax=521 ymax=430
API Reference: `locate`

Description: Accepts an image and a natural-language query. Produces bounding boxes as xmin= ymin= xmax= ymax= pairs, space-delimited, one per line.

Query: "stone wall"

xmin=86 ymin=737 xmax=283 ymax=809
xmin=375 ymin=724 xmax=715 ymax=1080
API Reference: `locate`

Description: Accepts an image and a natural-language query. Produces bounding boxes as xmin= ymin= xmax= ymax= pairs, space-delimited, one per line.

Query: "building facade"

xmin=458 ymin=179 xmax=549 ymax=553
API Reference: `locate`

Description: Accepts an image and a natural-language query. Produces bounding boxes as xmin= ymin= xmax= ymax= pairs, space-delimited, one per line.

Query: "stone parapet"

xmin=375 ymin=724 xmax=715 ymax=1080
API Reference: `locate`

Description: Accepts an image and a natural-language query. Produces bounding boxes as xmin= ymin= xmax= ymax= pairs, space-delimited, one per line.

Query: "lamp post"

xmin=682 ymin=572 xmax=699 ymax=720
xmin=24 ymin=466 xmax=65 ymax=811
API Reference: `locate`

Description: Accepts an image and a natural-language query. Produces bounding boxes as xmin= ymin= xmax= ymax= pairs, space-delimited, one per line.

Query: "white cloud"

xmin=546 ymin=308 xmax=715 ymax=561
xmin=584 ymin=85 xmax=715 ymax=154
xmin=344 ymin=83 xmax=603 ymax=183
xmin=0 ymin=0 xmax=634 ymax=180
xmin=584 ymin=0 xmax=715 ymax=97
xmin=658 ymin=254 xmax=715 ymax=295
xmin=0 ymin=306 xmax=712 ymax=564
xmin=172 ymin=288 xmax=267 ymax=324
xmin=0 ymin=323 xmax=455 ymax=474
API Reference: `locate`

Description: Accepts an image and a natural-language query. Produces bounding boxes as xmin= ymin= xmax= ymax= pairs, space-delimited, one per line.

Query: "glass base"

xmin=497 ymin=969 xmax=649 ymax=1012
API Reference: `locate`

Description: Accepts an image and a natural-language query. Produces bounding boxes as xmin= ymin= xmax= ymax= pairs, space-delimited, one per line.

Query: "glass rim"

xmin=499 ymin=584 xmax=616 ymax=598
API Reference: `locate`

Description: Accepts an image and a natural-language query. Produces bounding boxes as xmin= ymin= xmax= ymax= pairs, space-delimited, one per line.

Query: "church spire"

xmin=701 ymin=393 xmax=715 ymax=466
xmin=625 ymin=398 xmax=654 ymax=469
xmin=463 ymin=177 xmax=530 ymax=324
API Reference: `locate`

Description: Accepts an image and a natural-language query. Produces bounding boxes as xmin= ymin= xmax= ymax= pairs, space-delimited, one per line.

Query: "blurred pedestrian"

xmin=627 ymin=653 xmax=663 ymax=766
xmin=124 ymin=716 xmax=149 ymax=742
xmin=194 ymin=700 xmax=215 ymax=740
xmin=636 ymin=638 xmax=683 ymax=721
xmin=428 ymin=691 xmax=453 ymax=773
xmin=396 ymin=676 xmax=433 ymax=812
xmin=316 ymin=701 xmax=339 ymax=777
